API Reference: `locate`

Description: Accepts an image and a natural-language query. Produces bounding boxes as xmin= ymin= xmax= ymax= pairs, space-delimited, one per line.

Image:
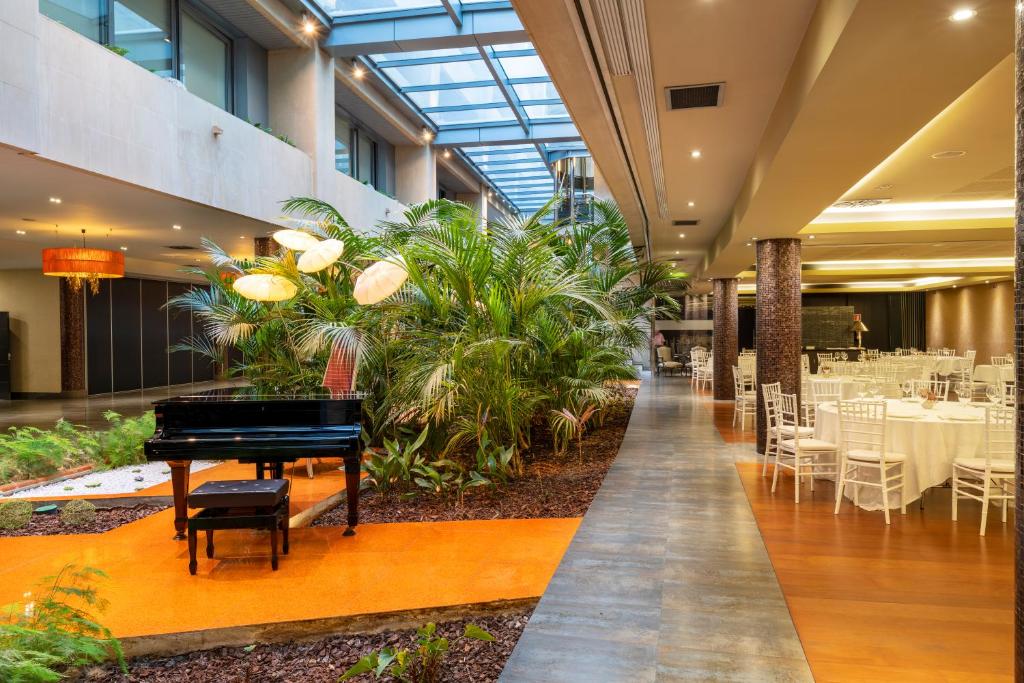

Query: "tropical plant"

xmin=0 ymin=565 xmax=125 ymax=682
xmin=550 ymin=404 xmax=600 ymax=462
xmin=339 ymin=622 xmax=494 ymax=683
xmin=359 ymin=427 xmax=430 ymax=498
xmin=173 ymin=196 xmax=681 ymax=461
xmin=96 ymin=411 xmax=155 ymax=469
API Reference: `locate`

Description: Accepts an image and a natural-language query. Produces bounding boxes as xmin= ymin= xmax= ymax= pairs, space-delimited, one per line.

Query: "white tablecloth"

xmin=974 ymin=364 xmax=1013 ymax=385
xmin=807 ymin=376 xmax=899 ymax=400
xmin=814 ymin=398 xmax=987 ymax=510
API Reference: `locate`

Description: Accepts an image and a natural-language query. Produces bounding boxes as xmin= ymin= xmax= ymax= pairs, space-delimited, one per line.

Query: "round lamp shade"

xmin=233 ymin=274 xmax=297 ymax=302
xmin=353 ymin=258 xmax=409 ymax=305
xmin=297 ymin=239 xmax=344 ymax=273
xmin=42 ymin=247 xmax=124 ymax=279
xmin=272 ymin=229 xmax=321 ymax=251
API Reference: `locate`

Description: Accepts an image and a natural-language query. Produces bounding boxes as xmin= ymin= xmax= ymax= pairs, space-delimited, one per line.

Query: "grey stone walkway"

xmin=501 ymin=378 xmax=813 ymax=682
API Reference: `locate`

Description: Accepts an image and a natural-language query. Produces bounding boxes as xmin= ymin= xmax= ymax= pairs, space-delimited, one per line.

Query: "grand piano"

xmin=144 ymin=388 xmax=364 ymax=540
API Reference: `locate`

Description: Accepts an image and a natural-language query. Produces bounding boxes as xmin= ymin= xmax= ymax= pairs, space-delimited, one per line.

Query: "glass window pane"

xmin=524 ymin=103 xmax=569 ymax=119
xmin=326 ymin=0 xmax=440 ymax=15
xmin=357 ymin=134 xmax=376 ymax=185
xmin=180 ymin=12 xmax=229 ymax=110
xmin=335 ymin=115 xmax=352 ymax=175
xmin=114 ymin=0 xmax=172 ymax=77
xmin=429 ymin=107 xmax=516 ymax=126
xmin=381 ymin=60 xmax=493 ymax=88
xmin=467 ymin=151 xmax=540 ymax=163
xmin=372 ymin=47 xmax=478 ymax=63
xmin=497 ymin=55 xmax=547 ymax=79
xmin=512 ymin=82 xmax=560 ymax=101
xmin=407 ymin=86 xmax=506 ymax=108
xmin=491 ymin=42 xmax=534 ymax=52
xmin=40 ymin=0 xmax=105 ymax=41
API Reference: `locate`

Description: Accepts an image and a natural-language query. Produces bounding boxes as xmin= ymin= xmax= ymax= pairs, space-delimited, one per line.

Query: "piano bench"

xmin=185 ymin=479 xmax=290 ymax=575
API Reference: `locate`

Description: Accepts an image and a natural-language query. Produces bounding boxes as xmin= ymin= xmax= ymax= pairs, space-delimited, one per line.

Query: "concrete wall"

xmin=0 ymin=270 xmax=60 ymax=394
xmin=926 ymin=281 xmax=1013 ymax=364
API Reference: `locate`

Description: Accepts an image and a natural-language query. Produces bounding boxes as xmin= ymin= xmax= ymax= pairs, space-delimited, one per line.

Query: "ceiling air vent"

xmin=666 ymin=83 xmax=723 ymax=110
xmin=831 ymin=198 xmax=892 ymax=209
xmin=165 ymin=245 xmax=198 ymax=250
xmin=673 ymin=219 xmax=700 ymax=226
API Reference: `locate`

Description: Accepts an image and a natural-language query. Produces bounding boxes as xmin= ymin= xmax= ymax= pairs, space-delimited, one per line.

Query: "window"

xmin=113 ymin=0 xmax=172 ymax=77
xmin=180 ymin=11 xmax=230 ymax=110
xmin=357 ymin=134 xmax=376 ymax=186
xmin=335 ymin=116 xmax=352 ymax=175
xmin=40 ymin=0 xmax=105 ymax=41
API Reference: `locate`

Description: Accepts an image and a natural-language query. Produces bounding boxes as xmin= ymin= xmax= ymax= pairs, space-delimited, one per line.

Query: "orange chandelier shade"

xmin=42 ymin=247 xmax=125 ymax=293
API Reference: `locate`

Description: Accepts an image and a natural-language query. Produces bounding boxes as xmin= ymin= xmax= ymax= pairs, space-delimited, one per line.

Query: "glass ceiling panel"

xmin=468 ymin=151 xmax=540 ymax=162
xmin=381 ymin=60 xmax=492 ymax=88
xmin=406 ymin=86 xmax=506 ymax=108
xmin=466 ymin=144 xmax=536 ymax=154
xmin=371 ymin=47 xmax=480 ymax=63
xmin=497 ymin=54 xmax=546 ymax=79
xmin=511 ymin=81 xmax=560 ymax=101
xmin=428 ymin=107 xmax=516 ymax=126
xmin=523 ymin=103 xmax=568 ymax=119
xmin=325 ymin=0 xmax=440 ymax=15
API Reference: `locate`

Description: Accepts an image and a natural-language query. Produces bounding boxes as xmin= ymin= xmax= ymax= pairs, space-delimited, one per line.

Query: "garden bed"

xmin=82 ymin=610 xmax=531 ymax=683
xmin=314 ymin=387 xmax=636 ymax=526
xmin=0 ymin=503 xmax=169 ymax=537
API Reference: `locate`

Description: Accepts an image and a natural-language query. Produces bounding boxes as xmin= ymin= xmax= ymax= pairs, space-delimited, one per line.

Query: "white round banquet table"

xmin=814 ymin=398 xmax=988 ymax=511
xmin=807 ymin=376 xmax=899 ymax=400
xmin=974 ymin=364 xmax=1013 ymax=386
xmin=887 ymin=355 xmax=964 ymax=379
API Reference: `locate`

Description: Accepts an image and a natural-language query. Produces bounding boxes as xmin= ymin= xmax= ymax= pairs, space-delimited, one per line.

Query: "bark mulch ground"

xmin=313 ymin=387 xmax=636 ymax=525
xmin=0 ymin=504 xmax=169 ymax=537
xmin=82 ymin=610 xmax=531 ymax=683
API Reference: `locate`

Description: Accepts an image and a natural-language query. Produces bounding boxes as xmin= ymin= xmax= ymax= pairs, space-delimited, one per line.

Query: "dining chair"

xmin=834 ymin=400 xmax=907 ymax=525
xmin=732 ymin=366 xmax=756 ymax=430
xmin=1001 ymin=380 xmax=1016 ymax=407
xmin=772 ymin=393 xmax=838 ymax=503
xmin=952 ymin=405 xmax=1015 ymax=536
xmin=808 ymin=379 xmax=842 ymax=427
xmin=656 ymin=346 xmax=684 ymax=376
xmin=992 ymin=354 xmax=1013 ymax=367
xmin=909 ymin=378 xmax=950 ymax=400
xmin=761 ymin=382 xmax=782 ymax=476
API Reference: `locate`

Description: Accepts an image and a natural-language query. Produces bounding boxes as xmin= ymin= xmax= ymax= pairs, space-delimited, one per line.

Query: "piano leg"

xmin=343 ymin=455 xmax=360 ymax=536
xmin=168 ymin=459 xmax=191 ymax=540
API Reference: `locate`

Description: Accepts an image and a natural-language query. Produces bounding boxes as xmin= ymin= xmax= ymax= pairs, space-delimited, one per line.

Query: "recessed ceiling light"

xmin=953 ymin=284 xmax=958 ymax=288
xmin=353 ymin=64 xmax=365 ymax=79
xmin=678 ymin=233 xmax=686 ymax=238
xmin=15 ymin=230 xmax=25 ymax=235
xmin=48 ymin=197 xmax=61 ymax=204
xmin=690 ymin=150 xmax=702 ymax=159
xmin=687 ymin=201 xmax=695 ymax=207
xmin=443 ymin=149 xmax=451 ymax=159
xmin=808 ymin=235 xmax=815 ymax=240
xmin=422 ymin=129 xmax=434 ymax=142
xmin=302 ymin=19 xmax=317 ymax=34
xmin=240 ymin=235 xmax=246 ymax=239
xmin=172 ymin=224 xmax=182 ymax=230
xmin=120 ymin=246 xmax=128 ymax=251
xmin=949 ymin=8 xmax=977 ymax=22
xmin=930 ymin=150 xmax=967 ymax=159
xmin=752 ymin=236 xmax=758 ymax=240
xmin=746 ymin=242 xmax=752 ymax=247
xmin=985 ymin=280 xmax=990 ymax=284
xmin=674 ymin=250 xmax=680 ymax=254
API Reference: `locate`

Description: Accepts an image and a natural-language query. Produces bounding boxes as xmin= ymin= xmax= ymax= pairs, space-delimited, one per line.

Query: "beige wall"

xmin=925 ymin=281 xmax=1012 ymax=364
xmin=0 ymin=270 xmax=60 ymax=394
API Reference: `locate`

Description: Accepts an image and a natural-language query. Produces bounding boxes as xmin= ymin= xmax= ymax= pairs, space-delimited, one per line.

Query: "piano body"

xmin=144 ymin=388 xmax=364 ymax=539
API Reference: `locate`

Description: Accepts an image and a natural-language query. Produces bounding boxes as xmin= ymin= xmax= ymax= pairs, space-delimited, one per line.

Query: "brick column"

xmin=254 ymin=236 xmax=274 ymax=257
xmin=712 ymin=278 xmax=738 ymax=400
xmin=1013 ymin=7 xmax=1023 ymax=678
xmin=59 ymin=279 xmax=85 ymax=396
xmin=755 ymin=238 xmax=802 ymax=454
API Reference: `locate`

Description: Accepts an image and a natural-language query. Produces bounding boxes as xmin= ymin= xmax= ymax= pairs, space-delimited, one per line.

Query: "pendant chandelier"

xmin=42 ymin=229 xmax=125 ymax=294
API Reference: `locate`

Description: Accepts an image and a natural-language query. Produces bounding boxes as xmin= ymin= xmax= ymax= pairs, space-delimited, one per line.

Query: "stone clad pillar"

xmin=59 ymin=280 xmax=85 ymax=396
xmin=755 ymin=238 xmax=802 ymax=454
xmin=1013 ymin=7 xmax=1023 ymax=678
xmin=712 ymin=278 xmax=738 ymax=400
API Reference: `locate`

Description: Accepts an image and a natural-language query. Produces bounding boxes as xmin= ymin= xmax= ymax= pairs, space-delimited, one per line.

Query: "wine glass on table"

xmin=986 ymin=384 xmax=1001 ymax=405
xmin=901 ymin=381 xmax=913 ymax=401
xmin=956 ymin=382 xmax=971 ymax=405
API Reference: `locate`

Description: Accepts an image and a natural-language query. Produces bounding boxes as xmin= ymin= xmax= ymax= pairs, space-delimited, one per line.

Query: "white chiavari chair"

xmin=834 ymin=400 xmax=907 ymax=525
xmin=732 ymin=366 xmax=756 ymax=430
xmin=772 ymin=393 xmax=838 ymax=503
xmin=761 ymin=382 xmax=782 ymax=476
xmin=909 ymin=378 xmax=950 ymax=400
xmin=952 ymin=405 xmax=1015 ymax=535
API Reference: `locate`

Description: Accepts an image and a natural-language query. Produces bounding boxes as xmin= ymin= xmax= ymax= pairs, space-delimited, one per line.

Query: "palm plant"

xmin=171 ymin=195 xmax=681 ymax=465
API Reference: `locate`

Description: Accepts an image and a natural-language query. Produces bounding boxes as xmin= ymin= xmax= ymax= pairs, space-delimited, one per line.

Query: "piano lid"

xmin=153 ymin=388 xmax=367 ymax=404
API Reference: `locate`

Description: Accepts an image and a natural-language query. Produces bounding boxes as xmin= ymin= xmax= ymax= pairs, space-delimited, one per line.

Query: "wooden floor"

xmin=705 ymin=393 xmax=1013 ymax=682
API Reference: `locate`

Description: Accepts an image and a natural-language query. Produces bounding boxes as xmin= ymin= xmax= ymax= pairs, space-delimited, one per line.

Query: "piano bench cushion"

xmin=188 ymin=479 xmax=289 ymax=509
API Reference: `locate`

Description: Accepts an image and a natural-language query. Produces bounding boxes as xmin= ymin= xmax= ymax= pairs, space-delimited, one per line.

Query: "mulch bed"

xmin=314 ymin=387 xmax=636 ymax=525
xmin=0 ymin=504 xmax=169 ymax=537
xmin=83 ymin=610 xmax=532 ymax=683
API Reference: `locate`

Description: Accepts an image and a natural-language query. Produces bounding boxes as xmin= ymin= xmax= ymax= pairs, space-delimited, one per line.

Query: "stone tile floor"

xmin=501 ymin=377 xmax=812 ymax=682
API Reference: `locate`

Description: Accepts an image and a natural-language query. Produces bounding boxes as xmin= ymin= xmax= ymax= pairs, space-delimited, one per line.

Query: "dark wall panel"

xmin=191 ymin=288 xmax=216 ymax=382
xmin=168 ymin=282 xmax=193 ymax=385
xmin=111 ymin=279 xmax=142 ymax=392
xmin=86 ymin=281 xmax=112 ymax=394
xmin=141 ymin=280 xmax=169 ymax=388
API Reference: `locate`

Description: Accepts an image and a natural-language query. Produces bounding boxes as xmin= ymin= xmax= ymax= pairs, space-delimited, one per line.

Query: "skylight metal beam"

xmin=401 ymin=76 xmax=549 ymax=92
xmin=435 ymin=120 xmax=581 ymax=146
xmin=324 ymin=3 xmax=526 ymax=57
xmin=476 ymin=45 xmax=528 ymax=133
xmin=440 ymin=0 xmax=462 ymax=28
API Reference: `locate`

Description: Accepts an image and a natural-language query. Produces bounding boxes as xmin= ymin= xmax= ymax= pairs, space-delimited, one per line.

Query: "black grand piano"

xmin=144 ymin=388 xmax=364 ymax=540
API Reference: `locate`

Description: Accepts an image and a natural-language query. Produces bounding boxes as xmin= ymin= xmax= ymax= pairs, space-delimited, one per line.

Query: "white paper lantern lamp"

xmin=233 ymin=274 xmax=297 ymax=301
xmin=272 ymin=229 xmax=321 ymax=251
xmin=297 ymin=239 xmax=345 ymax=273
xmin=353 ymin=258 xmax=409 ymax=305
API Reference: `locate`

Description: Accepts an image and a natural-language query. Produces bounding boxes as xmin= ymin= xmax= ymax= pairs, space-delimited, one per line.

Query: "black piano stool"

xmin=186 ymin=479 xmax=290 ymax=575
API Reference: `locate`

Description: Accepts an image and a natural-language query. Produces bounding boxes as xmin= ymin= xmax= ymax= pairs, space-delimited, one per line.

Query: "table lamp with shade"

xmin=851 ymin=314 xmax=868 ymax=349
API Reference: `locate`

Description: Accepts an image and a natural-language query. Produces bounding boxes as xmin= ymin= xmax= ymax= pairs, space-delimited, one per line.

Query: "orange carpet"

xmin=737 ymin=461 xmax=1013 ymax=682
xmin=4 ymin=464 xmax=580 ymax=639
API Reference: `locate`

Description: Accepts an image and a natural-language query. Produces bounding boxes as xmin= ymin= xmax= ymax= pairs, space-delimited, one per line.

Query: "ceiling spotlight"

xmin=746 ymin=242 xmax=752 ymax=247
xmin=808 ymin=235 xmax=815 ymax=240
xmin=930 ymin=150 xmax=967 ymax=159
xmin=172 ymin=224 xmax=182 ymax=230
xmin=302 ymin=19 xmax=317 ymax=35
xmin=687 ymin=201 xmax=695 ymax=207
xmin=949 ymin=7 xmax=977 ymax=21
xmin=49 ymin=197 xmax=61 ymax=204
xmin=678 ymin=233 xmax=686 ymax=238
xmin=240 ymin=235 xmax=246 ymax=239
xmin=690 ymin=150 xmax=702 ymax=159
xmin=120 ymin=246 xmax=128 ymax=251
xmin=752 ymin=236 xmax=758 ymax=240
xmin=15 ymin=230 xmax=25 ymax=235
xmin=352 ymin=64 xmax=366 ymax=79
xmin=674 ymin=250 xmax=680 ymax=254
xmin=985 ymin=280 xmax=990 ymax=284
xmin=953 ymin=284 xmax=958 ymax=288
xmin=422 ymin=129 xmax=434 ymax=142
xmin=443 ymin=149 xmax=451 ymax=159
